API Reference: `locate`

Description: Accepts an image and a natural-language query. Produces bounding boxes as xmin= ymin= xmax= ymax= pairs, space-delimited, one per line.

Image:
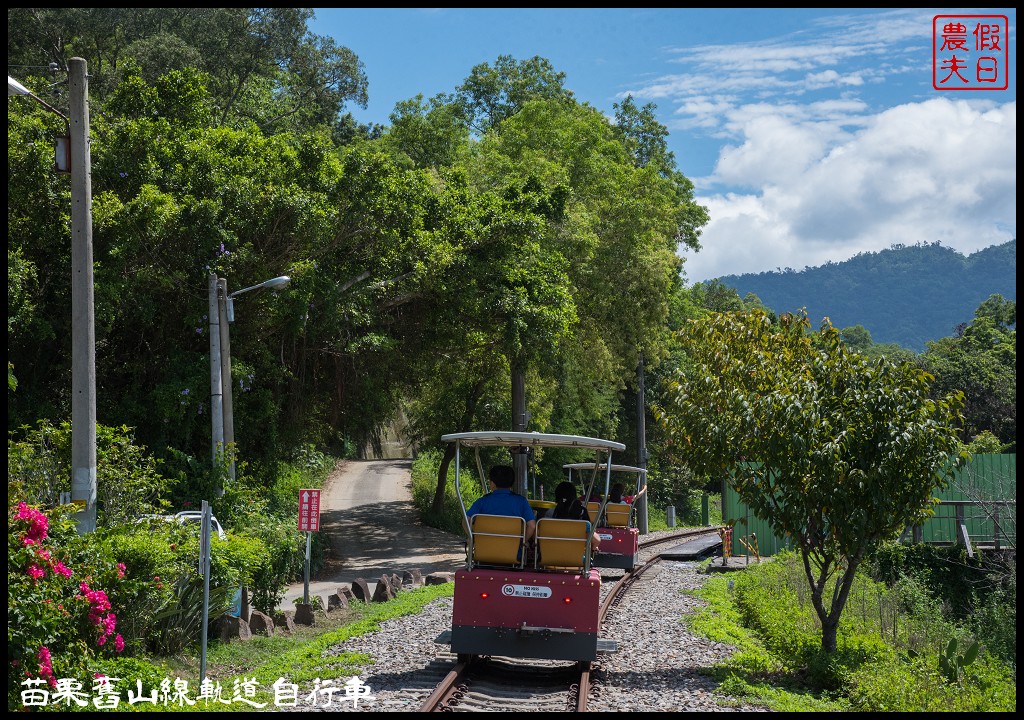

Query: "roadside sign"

xmin=298 ymin=489 xmax=321 ymax=532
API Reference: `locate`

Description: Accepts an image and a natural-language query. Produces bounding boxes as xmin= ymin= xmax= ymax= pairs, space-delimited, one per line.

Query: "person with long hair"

xmin=542 ymin=481 xmax=600 ymax=551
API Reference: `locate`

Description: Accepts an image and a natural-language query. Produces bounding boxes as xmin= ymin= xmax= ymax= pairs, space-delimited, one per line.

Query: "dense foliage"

xmin=6 ymin=9 xmax=1014 ymax=707
xmin=692 ymin=550 xmax=1015 ymax=711
xmin=656 ymin=309 xmax=968 ymax=652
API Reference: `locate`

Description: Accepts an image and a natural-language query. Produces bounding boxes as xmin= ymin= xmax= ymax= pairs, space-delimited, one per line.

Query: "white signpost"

xmin=199 ymin=501 xmax=213 ymax=683
xmin=298 ymin=490 xmax=321 ymax=603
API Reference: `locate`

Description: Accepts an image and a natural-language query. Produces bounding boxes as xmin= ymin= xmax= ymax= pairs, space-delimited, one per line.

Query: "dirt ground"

xmin=278 ymin=458 xmax=466 ymax=609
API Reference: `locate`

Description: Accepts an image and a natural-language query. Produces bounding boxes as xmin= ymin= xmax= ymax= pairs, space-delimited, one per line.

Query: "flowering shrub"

xmin=7 ymin=502 xmax=137 ymax=711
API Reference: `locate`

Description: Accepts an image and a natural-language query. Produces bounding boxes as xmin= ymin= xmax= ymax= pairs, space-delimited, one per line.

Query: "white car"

xmin=173 ymin=511 xmax=227 ymax=540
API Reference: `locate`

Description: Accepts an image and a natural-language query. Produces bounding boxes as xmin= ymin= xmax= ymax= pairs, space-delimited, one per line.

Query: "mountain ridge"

xmin=715 ymin=239 xmax=1016 ymax=352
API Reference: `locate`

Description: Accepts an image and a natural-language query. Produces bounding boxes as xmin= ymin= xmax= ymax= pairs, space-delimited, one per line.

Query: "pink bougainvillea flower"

xmin=37 ymin=646 xmax=56 ymax=688
xmin=16 ymin=502 xmax=50 ymax=543
xmin=114 ymin=634 xmax=125 ymax=653
xmin=27 ymin=564 xmax=46 ymax=580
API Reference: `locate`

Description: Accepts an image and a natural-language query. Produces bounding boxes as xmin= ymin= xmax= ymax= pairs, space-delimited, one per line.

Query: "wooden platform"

xmin=659 ymin=534 xmax=722 ymax=560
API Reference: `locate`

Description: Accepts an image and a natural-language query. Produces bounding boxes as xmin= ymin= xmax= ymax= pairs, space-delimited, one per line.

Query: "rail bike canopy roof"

xmin=441 ymin=430 xmax=625 ymax=453
xmin=563 ymin=462 xmax=646 ymax=474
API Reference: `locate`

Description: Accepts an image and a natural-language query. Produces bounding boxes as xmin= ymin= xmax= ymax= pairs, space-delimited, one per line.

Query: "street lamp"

xmin=10 ymin=59 xmax=97 ymax=534
xmin=208 ymin=273 xmax=290 ymax=492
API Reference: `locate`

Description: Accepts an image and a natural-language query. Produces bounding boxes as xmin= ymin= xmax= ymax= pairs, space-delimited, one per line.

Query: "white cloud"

xmin=682 ymin=99 xmax=1017 ymax=283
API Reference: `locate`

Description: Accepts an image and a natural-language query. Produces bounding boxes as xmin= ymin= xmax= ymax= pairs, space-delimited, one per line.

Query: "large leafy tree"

xmin=7 ymin=65 xmax=341 ymax=471
xmin=407 ymin=177 xmax=578 ymax=511
xmin=470 ymin=100 xmax=691 ymax=412
xmin=383 ymin=94 xmax=470 ymax=169
xmin=920 ymin=294 xmax=1016 ymax=452
xmin=439 ymin=54 xmax=573 ymax=135
xmin=655 ymin=309 xmax=966 ymax=652
xmin=8 ymin=8 xmax=368 ymax=137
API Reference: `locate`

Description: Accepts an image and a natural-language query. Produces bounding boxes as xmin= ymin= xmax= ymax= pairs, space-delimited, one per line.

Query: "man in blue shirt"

xmin=467 ymin=464 xmax=536 ymax=543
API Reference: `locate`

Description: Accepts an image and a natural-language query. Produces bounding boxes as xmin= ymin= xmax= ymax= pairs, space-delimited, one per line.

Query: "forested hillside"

xmin=717 ymin=240 xmax=1016 ymax=352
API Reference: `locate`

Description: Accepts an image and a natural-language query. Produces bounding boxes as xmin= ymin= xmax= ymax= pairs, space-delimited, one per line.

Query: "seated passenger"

xmin=608 ymin=482 xmax=625 ymax=503
xmin=542 ymin=481 xmax=600 ymax=551
xmin=467 ymin=464 xmax=536 ymax=543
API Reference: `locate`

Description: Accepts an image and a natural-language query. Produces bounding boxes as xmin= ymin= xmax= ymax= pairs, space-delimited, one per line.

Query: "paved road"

xmin=279 ymin=459 xmax=465 ymax=609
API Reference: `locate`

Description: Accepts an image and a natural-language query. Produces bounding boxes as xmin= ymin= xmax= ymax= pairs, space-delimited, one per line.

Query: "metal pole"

xmin=217 ymin=278 xmax=235 ymax=483
xmin=208 ymin=273 xmax=225 ymax=495
xmin=303 ymin=532 xmax=311 ymax=604
xmin=199 ymin=501 xmax=212 ymax=683
xmin=511 ymin=365 xmax=527 ymax=495
xmin=69 ymin=57 xmax=97 ymax=534
xmin=636 ymin=353 xmax=649 ymax=534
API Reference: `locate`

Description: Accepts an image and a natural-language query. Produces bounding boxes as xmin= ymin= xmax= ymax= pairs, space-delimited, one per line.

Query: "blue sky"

xmin=310 ymin=8 xmax=1016 ymax=283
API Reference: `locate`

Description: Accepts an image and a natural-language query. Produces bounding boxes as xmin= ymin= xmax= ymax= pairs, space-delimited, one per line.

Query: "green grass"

xmin=100 ymin=583 xmax=454 ymax=712
xmin=684 ymin=553 xmax=1016 ymax=712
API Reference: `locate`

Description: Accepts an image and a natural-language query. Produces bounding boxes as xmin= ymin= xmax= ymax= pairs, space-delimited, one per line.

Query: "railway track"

xmin=419 ymin=526 xmax=721 ymax=712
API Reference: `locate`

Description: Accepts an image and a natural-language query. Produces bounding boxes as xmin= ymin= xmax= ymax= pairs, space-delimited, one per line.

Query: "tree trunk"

xmin=821 ymin=617 xmax=839 ymax=653
xmin=431 ymin=442 xmax=456 ymax=516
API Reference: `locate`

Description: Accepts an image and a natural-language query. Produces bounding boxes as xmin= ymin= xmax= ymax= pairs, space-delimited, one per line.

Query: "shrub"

xmin=8 ymin=421 xmax=173 ymax=526
xmin=235 ymin=515 xmax=306 ymax=615
xmin=411 ymin=449 xmax=476 ymax=536
xmin=8 ymin=503 xmax=134 ymax=711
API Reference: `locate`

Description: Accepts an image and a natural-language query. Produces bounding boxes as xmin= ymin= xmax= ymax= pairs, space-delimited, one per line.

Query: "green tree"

xmin=383 ymin=94 xmax=470 ymax=169
xmin=921 ymin=294 xmax=1016 ymax=451
xmin=691 ymin=279 xmax=744 ymax=313
xmin=655 ymin=309 xmax=967 ymax=653
xmin=840 ymin=324 xmax=873 ymax=352
xmin=7 ymin=8 xmax=369 ymax=137
xmin=440 ymin=54 xmax=573 ymax=135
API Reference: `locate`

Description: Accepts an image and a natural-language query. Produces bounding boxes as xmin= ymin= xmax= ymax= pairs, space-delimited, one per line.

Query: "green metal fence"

xmin=722 ymin=454 xmax=1016 ymax=557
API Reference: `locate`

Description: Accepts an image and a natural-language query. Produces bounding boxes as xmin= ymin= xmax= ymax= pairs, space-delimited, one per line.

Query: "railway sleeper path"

xmin=419 ymin=527 xmax=734 ymax=712
xmin=278 ymin=527 xmax=770 ymax=712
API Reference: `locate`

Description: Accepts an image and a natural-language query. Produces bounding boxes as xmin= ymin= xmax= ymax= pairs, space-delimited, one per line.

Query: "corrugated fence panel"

xmin=722 ymin=455 xmax=1016 ymax=556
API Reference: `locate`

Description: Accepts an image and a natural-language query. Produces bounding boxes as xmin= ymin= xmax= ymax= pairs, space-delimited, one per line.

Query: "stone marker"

xmin=249 ymin=609 xmax=275 ymax=636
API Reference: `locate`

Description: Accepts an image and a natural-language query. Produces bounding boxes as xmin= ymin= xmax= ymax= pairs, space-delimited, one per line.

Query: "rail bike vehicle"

xmin=564 ymin=463 xmax=648 ymax=571
xmin=436 ymin=430 xmax=625 ymax=664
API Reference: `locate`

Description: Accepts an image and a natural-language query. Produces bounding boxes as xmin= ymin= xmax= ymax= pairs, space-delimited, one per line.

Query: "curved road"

xmin=279 ymin=459 xmax=465 ymax=609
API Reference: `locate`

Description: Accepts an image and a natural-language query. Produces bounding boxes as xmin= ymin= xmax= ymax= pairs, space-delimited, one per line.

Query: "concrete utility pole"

xmin=208 ymin=273 xmax=288 ymax=492
xmin=636 ymin=353 xmax=649 ymax=534
xmin=69 ymin=58 xmax=97 ymax=534
xmin=217 ymin=277 xmax=236 ymax=482
xmin=208 ymin=272 xmax=225 ymax=495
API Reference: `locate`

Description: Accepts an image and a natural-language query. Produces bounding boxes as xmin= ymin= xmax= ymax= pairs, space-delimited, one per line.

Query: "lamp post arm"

xmin=229 ymin=275 xmax=290 ymax=298
xmin=8 ymin=75 xmax=69 ymax=123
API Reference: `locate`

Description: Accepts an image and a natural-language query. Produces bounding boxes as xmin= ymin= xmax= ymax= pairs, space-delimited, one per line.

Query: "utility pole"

xmin=512 ymin=365 xmax=528 ymax=495
xmin=69 ymin=58 xmax=97 ymax=534
xmin=636 ymin=352 xmax=649 ymax=534
xmin=208 ymin=273 xmax=225 ymax=495
xmin=217 ymin=277 xmax=236 ymax=482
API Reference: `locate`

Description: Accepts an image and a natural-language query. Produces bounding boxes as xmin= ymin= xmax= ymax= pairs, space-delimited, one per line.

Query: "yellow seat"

xmin=536 ymin=518 xmax=591 ymax=571
xmin=586 ymin=502 xmax=601 ymax=526
xmin=605 ymin=502 xmax=631 ymax=528
xmin=469 ymin=514 xmax=525 ymax=568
